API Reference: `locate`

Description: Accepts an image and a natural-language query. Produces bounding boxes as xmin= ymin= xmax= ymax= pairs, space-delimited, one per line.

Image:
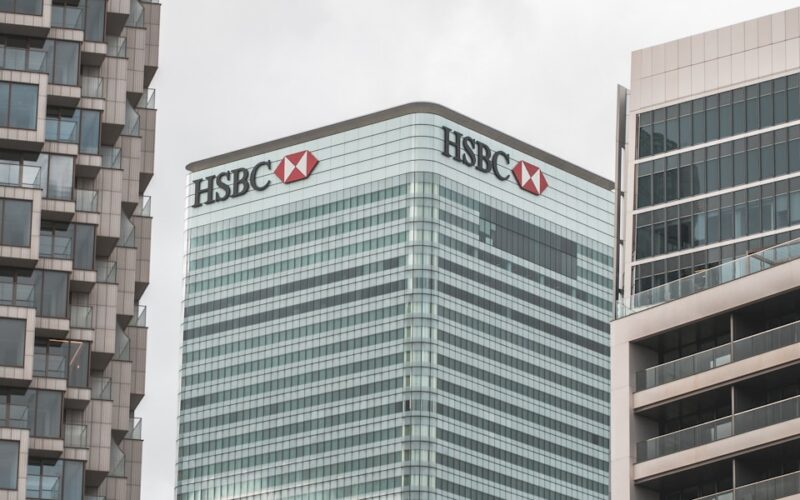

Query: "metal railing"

xmin=96 ymin=260 xmax=117 ymax=284
xmin=0 ymin=44 xmax=46 ymax=73
xmin=90 ymin=376 xmax=112 ymax=400
xmin=80 ymin=76 xmax=103 ymax=98
xmin=75 ymin=189 xmax=98 ymax=212
xmin=135 ymin=196 xmax=151 ymax=216
xmin=106 ymin=36 xmax=127 ymax=58
xmin=69 ymin=305 xmax=93 ymax=330
xmin=129 ymin=305 xmax=147 ymax=327
xmin=636 ymin=320 xmax=800 ymax=391
xmin=0 ymin=161 xmax=40 ymax=189
xmin=100 ymin=146 xmax=121 ymax=169
xmin=127 ymin=417 xmax=142 ymax=440
xmin=138 ymin=88 xmax=156 ymax=109
xmin=64 ymin=424 xmax=88 ymax=448
xmin=618 ymin=237 xmax=800 ymax=317
xmin=638 ymin=394 xmax=800 ymax=462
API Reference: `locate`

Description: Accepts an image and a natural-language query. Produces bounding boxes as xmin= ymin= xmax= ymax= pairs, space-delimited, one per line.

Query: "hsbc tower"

xmin=177 ymin=103 xmax=614 ymax=499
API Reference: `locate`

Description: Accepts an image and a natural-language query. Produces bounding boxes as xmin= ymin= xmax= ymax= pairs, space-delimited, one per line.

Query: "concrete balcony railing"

xmin=618 ymin=237 xmax=800 ymax=317
xmin=637 ymin=394 xmax=800 ymax=462
xmin=636 ymin=319 xmax=800 ymax=391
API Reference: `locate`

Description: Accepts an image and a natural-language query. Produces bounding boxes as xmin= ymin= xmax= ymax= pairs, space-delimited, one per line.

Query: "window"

xmin=45 ymin=108 xmax=100 ymax=154
xmin=85 ymin=0 xmax=105 ymax=42
xmin=0 ymin=82 xmax=36 ymax=130
xmin=27 ymin=460 xmax=83 ymax=500
xmin=73 ymin=224 xmax=94 ymax=270
xmin=0 ymin=0 xmax=42 ymax=15
xmin=34 ymin=341 xmax=88 ymax=387
xmin=43 ymin=40 xmax=79 ymax=86
xmin=0 ymin=318 xmax=24 ymax=367
xmin=0 ymin=198 xmax=31 ymax=246
xmin=40 ymin=222 xmax=72 ymax=259
xmin=34 ymin=271 xmax=68 ymax=318
xmin=0 ymin=441 xmax=17 ymax=490
xmin=0 ymin=390 xmax=61 ymax=437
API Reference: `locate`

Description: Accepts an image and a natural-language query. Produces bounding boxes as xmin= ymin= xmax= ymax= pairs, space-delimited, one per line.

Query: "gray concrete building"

xmin=178 ymin=103 xmax=614 ymax=499
xmin=0 ymin=0 xmax=158 ymax=498
xmin=612 ymin=8 xmax=800 ymax=500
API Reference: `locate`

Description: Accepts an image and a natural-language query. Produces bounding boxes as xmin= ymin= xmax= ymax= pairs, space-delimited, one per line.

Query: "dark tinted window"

xmin=0 ymin=198 xmax=31 ymax=246
xmin=0 ymin=441 xmax=17 ymax=490
xmin=0 ymin=318 xmax=24 ymax=367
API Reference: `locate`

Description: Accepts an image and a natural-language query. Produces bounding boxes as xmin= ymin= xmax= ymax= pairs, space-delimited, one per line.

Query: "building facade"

xmin=612 ymin=8 xmax=800 ymax=500
xmin=0 ymin=0 xmax=158 ymax=498
xmin=178 ymin=103 xmax=614 ymax=499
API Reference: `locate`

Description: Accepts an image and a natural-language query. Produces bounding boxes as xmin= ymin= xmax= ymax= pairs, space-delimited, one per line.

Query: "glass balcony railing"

xmin=51 ymin=4 xmax=83 ymax=29
xmin=80 ymin=76 xmax=103 ymax=98
xmin=138 ymin=88 xmax=156 ymax=109
xmin=109 ymin=441 xmax=125 ymax=477
xmin=75 ymin=189 xmax=98 ymax=212
xmin=618 ymin=237 xmax=800 ymax=317
xmin=100 ymin=146 xmax=121 ymax=169
xmin=637 ymin=394 xmax=800 ymax=462
xmin=695 ymin=491 xmax=733 ymax=500
xmin=0 ymin=162 xmax=40 ymax=189
xmin=134 ymin=195 xmax=151 ymax=216
xmin=129 ymin=305 xmax=146 ymax=327
xmin=64 ymin=424 xmax=88 ymax=448
xmin=127 ymin=417 xmax=142 ymax=440
xmin=114 ymin=327 xmax=129 ymax=361
xmin=69 ymin=305 xmax=93 ymax=329
xmin=90 ymin=376 xmax=112 ymax=400
xmin=734 ymin=470 xmax=800 ymax=499
xmin=106 ymin=36 xmax=127 ymax=58
xmin=0 ymin=282 xmax=35 ymax=308
xmin=636 ymin=320 xmax=800 ymax=391
xmin=0 ymin=44 xmax=46 ymax=73
xmin=96 ymin=260 xmax=117 ymax=284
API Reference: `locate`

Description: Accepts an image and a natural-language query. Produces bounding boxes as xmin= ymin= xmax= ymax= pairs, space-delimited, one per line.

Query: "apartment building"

xmin=0 ymin=0 xmax=158 ymax=498
xmin=178 ymin=103 xmax=614 ymax=499
xmin=612 ymin=8 xmax=800 ymax=500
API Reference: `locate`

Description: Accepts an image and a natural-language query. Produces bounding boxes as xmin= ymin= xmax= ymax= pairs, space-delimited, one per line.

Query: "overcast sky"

xmin=140 ymin=1 xmax=800 ymax=497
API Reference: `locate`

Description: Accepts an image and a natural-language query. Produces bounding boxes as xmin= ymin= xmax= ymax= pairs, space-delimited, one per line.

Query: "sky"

xmin=140 ymin=1 xmax=800 ymax=497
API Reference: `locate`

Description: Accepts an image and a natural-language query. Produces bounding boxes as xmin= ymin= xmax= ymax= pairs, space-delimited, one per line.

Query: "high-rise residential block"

xmin=612 ymin=8 xmax=800 ymax=500
xmin=178 ymin=103 xmax=614 ymax=499
xmin=0 ymin=0 xmax=158 ymax=498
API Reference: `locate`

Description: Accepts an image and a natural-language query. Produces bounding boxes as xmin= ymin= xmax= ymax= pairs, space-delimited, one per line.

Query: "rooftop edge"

xmin=185 ymin=101 xmax=614 ymax=191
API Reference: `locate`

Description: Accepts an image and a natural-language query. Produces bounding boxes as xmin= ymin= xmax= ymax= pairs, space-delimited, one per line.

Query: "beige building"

xmin=0 ymin=0 xmax=158 ymax=498
xmin=612 ymin=7 xmax=800 ymax=500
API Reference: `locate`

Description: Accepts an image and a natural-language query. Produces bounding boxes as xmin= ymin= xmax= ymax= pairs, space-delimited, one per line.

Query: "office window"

xmin=0 ymin=318 xmax=24 ymax=367
xmin=0 ymin=82 xmax=37 ymax=130
xmin=0 ymin=198 xmax=31 ymax=247
xmin=0 ymin=441 xmax=17 ymax=490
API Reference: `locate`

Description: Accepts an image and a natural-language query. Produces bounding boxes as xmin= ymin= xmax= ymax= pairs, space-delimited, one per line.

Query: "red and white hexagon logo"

xmin=512 ymin=160 xmax=548 ymax=196
xmin=274 ymin=150 xmax=319 ymax=184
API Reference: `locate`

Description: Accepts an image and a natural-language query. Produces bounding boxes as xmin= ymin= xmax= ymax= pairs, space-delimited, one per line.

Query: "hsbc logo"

xmin=192 ymin=150 xmax=319 ymax=208
xmin=441 ymin=126 xmax=548 ymax=196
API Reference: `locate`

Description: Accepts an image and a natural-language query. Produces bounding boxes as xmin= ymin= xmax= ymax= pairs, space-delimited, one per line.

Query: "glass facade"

xmin=632 ymin=74 xmax=800 ymax=295
xmin=179 ymin=110 xmax=614 ymax=499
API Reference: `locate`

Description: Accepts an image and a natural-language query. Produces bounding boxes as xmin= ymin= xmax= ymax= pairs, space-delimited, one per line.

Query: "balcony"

xmin=100 ymin=146 xmax=121 ymax=169
xmin=128 ymin=304 xmax=146 ymax=327
xmin=618 ymin=237 xmax=800 ymax=317
xmin=0 ymin=43 xmax=46 ymax=73
xmin=106 ymin=35 xmax=126 ymax=58
xmin=80 ymin=75 xmax=103 ymax=98
xmin=637 ymin=394 xmax=800 ymax=462
xmin=127 ymin=417 xmax=141 ymax=440
xmin=64 ymin=423 xmax=87 ymax=448
xmin=90 ymin=375 xmax=111 ymax=400
xmin=637 ymin=320 xmax=800 ymax=391
xmin=69 ymin=304 xmax=93 ymax=330
xmin=96 ymin=259 xmax=117 ymax=284
xmin=75 ymin=188 xmax=97 ymax=212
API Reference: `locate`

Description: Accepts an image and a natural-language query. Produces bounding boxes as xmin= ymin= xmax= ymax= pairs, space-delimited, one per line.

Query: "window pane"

xmin=763 ymin=195 xmax=775 ymax=232
xmin=79 ymin=110 xmax=99 ymax=154
xmin=15 ymin=0 xmax=42 ymax=15
xmin=637 ymin=175 xmax=651 ymax=208
xmin=636 ymin=226 xmax=651 ymax=259
xmin=85 ymin=0 xmax=106 ymax=42
xmin=653 ymin=172 xmax=664 ymax=205
xmin=0 ymin=318 xmax=24 ymax=367
xmin=52 ymin=42 xmax=79 ymax=86
xmin=0 ymin=441 xmax=18 ymax=489
xmin=653 ymin=223 xmax=665 ymax=256
xmin=775 ymin=139 xmax=789 ymax=176
xmin=706 ymin=96 xmax=719 ymax=141
xmin=747 ymin=199 xmax=761 ymax=235
xmin=733 ymin=89 xmax=746 ymax=135
xmin=706 ymin=158 xmax=720 ymax=192
xmin=46 ymin=155 xmax=73 ymax=200
xmin=1 ymin=199 xmax=31 ymax=246
xmin=791 ymin=191 xmax=800 ymax=225
xmin=679 ymin=165 xmax=692 ymax=198
xmin=777 ymin=193 xmax=790 ymax=228
xmin=0 ymin=83 xmax=9 ymax=127
xmin=746 ymin=85 xmax=759 ymax=131
xmin=761 ymin=144 xmax=775 ymax=179
xmin=666 ymin=219 xmax=679 ymax=253
xmin=747 ymin=148 xmax=760 ymax=183
xmin=720 ymin=154 xmax=733 ymax=189
xmin=34 ymin=391 xmax=60 ymax=438
xmin=733 ymin=151 xmax=746 ymax=186
xmin=707 ymin=209 xmax=720 ymax=244
xmin=63 ymin=461 xmax=83 ymax=500
xmin=692 ymin=99 xmax=706 ymax=144
xmin=39 ymin=271 xmax=68 ymax=318
xmin=760 ymin=82 xmax=774 ymax=128
xmin=719 ymin=92 xmax=733 ymax=137
xmin=8 ymin=84 xmax=37 ymax=130
xmin=734 ymin=203 xmax=747 ymax=238
xmin=693 ymin=162 xmax=706 ymax=195
xmin=720 ymin=206 xmax=734 ymax=241
xmin=67 ymin=342 xmax=89 ymax=387
xmin=73 ymin=224 xmax=94 ymax=270
xmin=665 ymin=167 xmax=678 ymax=202
xmin=693 ymin=213 xmax=706 ymax=246
xmin=679 ymin=217 xmax=692 ymax=250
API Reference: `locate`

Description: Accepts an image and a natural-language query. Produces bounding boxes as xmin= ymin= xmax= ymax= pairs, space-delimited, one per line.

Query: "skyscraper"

xmin=0 ymin=0 xmax=158 ymax=498
xmin=612 ymin=8 xmax=800 ymax=499
xmin=178 ymin=103 xmax=614 ymax=499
